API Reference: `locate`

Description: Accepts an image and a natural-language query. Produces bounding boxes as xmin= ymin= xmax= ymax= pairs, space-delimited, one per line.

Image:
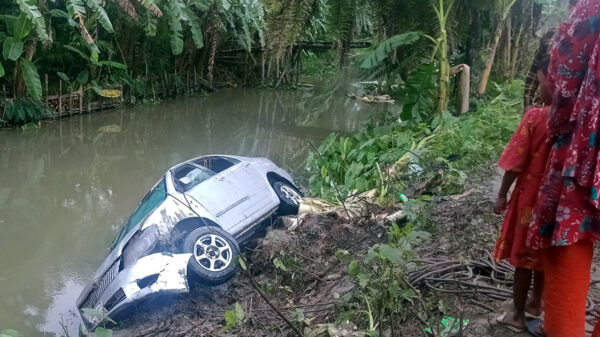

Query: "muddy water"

xmin=0 ymin=83 xmax=385 ymax=336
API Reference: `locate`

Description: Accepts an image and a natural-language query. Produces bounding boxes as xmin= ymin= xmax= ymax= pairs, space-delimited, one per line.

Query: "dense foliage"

xmin=0 ymin=0 xmax=566 ymax=125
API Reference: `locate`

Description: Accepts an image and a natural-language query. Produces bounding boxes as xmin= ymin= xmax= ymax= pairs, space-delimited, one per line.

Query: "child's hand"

xmin=494 ymin=196 xmax=508 ymax=214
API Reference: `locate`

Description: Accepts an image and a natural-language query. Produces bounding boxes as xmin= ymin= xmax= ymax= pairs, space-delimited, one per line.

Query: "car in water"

xmin=76 ymin=155 xmax=302 ymax=328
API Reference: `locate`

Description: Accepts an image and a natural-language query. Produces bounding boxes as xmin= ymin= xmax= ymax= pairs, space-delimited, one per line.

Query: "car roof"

xmin=166 ymin=154 xmax=247 ymax=172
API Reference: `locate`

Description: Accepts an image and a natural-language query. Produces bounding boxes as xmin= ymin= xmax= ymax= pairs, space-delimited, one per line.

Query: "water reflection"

xmin=0 ymin=83 xmax=384 ymax=336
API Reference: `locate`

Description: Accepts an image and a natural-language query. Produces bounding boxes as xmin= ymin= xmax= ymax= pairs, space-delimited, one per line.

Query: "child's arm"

xmin=494 ymin=171 xmax=519 ymax=214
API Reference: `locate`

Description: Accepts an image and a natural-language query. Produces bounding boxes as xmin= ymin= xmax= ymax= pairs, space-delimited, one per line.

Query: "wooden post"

xmin=69 ymin=90 xmax=73 ymax=115
xmin=79 ymin=87 xmax=83 ymax=114
xmin=261 ymin=51 xmax=265 ymax=82
xmin=44 ymin=74 xmax=48 ymax=108
xmin=58 ymin=79 xmax=63 ymax=118
xmin=451 ymin=64 xmax=471 ymax=115
xmin=187 ymin=72 xmax=190 ymax=94
xmin=194 ymin=68 xmax=198 ymax=91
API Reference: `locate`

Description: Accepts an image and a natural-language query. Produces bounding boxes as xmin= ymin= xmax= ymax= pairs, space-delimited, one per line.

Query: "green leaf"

xmin=97 ymin=60 xmax=127 ymax=69
xmin=219 ymin=0 xmax=231 ymax=10
xmin=48 ymin=9 xmax=70 ymax=18
xmin=66 ymin=0 xmax=86 ymax=17
xmin=320 ymin=165 xmax=328 ymax=178
xmin=3 ymin=37 xmax=24 ymax=61
xmin=166 ymin=3 xmax=183 ymax=55
xmin=136 ymin=0 xmax=163 ymax=17
xmin=0 ymin=62 xmax=4 ymax=77
xmin=13 ymin=14 xmax=31 ymax=40
xmin=20 ymin=59 xmax=42 ymax=100
xmin=76 ymin=70 xmax=89 ymax=84
xmin=234 ymin=302 xmax=245 ymax=321
xmin=194 ymin=0 xmax=212 ymax=11
xmin=81 ymin=308 xmax=105 ymax=318
xmin=348 ymin=260 xmax=360 ymax=276
xmin=223 ymin=302 xmax=245 ymax=331
xmin=86 ymin=0 xmax=114 ymax=32
xmin=273 ymin=257 xmax=288 ymax=271
xmin=15 ymin=0 xmax=49 ymax=42
xmin=181 ymin=7 xmax=203 ymax=49
xmin=360 ymin=31 xmax=421 ymax=69
xmin=378 ymin=244 xmax=403 ymax=264
xmin=57 ymin=72 xmax=70 ymax=82
xmin=93 ymin=327 xmax=112 ymax=337
xmin=63 ymin=44 xmax=90 ymax=61
xmin=238 ymin=256 xmax=247 ymax=271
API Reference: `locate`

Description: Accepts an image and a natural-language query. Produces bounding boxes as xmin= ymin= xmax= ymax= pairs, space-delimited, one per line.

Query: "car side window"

xmin=114 ymin=178 xmax=167 ymax=246
xmin=194 ymin=156 xmax=240 ymax=173
xmin=173 ymin=164 xmax=215 ymax=191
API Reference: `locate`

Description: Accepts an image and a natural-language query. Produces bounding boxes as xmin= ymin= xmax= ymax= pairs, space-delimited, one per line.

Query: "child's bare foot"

xmin=525 ymin=303 xmax=544 ymax=318
xmin=525 ymin=299 xmax=543 ymax=318
xmin=496 ymin=312 xmax=526 ymax=332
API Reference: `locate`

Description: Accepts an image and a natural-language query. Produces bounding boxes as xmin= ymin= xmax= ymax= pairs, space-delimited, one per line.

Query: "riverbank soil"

xmin=112 ymin=163 xmax=600 ymax=337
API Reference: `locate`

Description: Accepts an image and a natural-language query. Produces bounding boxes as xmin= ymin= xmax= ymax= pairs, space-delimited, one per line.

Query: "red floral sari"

xmin=527 ymin=0 xmax=600 ymax=249
xmin=493 ymin=108 xmax=551 ymax=270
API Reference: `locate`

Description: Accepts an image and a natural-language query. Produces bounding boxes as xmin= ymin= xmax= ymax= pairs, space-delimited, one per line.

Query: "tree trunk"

xmin=502 ymin=15 xmax=512 ymax=78
xmin=14 ymin=38 xmax=38 ymax=98
xmin=510 ymin=23 xmax=524 ymax=79
xmin=477 ymin=19 xmax=505 ymax=95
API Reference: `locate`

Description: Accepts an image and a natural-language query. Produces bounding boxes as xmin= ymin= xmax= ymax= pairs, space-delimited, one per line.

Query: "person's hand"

xmin=494 ymin=196 xmax=508 ymax=215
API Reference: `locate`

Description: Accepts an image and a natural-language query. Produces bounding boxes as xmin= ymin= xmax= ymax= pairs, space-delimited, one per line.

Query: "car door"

xmin=172 ymin=163 xmax=250 ymax=231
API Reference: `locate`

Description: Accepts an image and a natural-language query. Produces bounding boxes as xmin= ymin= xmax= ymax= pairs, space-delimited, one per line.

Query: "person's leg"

xmin=499 ymin=267 xmax=532 ymax=329
xmin=526 ymin=270 xmax=544 ymax=317
xmin=513 ymin=268 xmax=533 ymax=321
xmin=543 ymin=240 xmax=593 ymax=337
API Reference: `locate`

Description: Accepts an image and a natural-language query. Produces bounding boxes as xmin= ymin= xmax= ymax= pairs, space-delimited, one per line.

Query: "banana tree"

xmin=0 ymin=0 xmax=51 ymax=99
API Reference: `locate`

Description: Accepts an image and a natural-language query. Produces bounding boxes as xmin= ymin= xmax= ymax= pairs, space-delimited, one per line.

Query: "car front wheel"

xmin=183 ymin=226 xmax=240 ymax=285
xmin=272 ymin=181 xmax=302 ymax=215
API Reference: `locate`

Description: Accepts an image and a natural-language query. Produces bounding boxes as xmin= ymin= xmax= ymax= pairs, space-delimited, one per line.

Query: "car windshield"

xmin=112 ymin=178 xmax=167 ymax=248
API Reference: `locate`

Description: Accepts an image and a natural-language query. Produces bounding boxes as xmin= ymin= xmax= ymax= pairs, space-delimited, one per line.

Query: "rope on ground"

xmin=408 ymin=253 xmax=600 ymax=324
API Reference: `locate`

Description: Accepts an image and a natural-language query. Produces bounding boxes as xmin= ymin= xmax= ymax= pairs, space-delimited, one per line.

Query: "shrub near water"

xmin=306 ymin=81 xmax=523 ymax=201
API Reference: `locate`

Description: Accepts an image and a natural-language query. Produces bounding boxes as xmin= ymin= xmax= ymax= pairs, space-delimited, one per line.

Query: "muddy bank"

xmin=111 ymin=164 xmax=599 ymax=337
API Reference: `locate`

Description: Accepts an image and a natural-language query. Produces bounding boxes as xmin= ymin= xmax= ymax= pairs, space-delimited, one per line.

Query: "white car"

xmin=76 ymin=155 xmax=302 ymax=328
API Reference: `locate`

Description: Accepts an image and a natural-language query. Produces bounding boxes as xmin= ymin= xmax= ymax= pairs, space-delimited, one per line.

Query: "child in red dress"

xmin=492 ymin=71 xmax=553 ymax=332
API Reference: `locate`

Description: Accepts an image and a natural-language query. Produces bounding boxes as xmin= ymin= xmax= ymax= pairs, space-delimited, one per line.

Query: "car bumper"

xmin=80 ymin=252 xmax=192 ymax=329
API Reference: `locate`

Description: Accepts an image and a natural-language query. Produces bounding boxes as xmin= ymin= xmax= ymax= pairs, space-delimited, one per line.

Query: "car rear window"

xmin=173 ymin=164 xmax=215 ymax=191
xmin=194 ymin=156 xmax=240 ymax=173
xmin=113 ymin=178 xmax=167 ymax=247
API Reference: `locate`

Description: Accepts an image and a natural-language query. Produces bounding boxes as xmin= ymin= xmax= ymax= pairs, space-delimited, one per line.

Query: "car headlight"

xmin=121 ymin=226 xmax=160 ymax=268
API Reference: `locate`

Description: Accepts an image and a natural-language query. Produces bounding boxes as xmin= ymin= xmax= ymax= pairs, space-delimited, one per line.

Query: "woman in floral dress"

xmin=525 ymin=0 xmax=600 ymax=336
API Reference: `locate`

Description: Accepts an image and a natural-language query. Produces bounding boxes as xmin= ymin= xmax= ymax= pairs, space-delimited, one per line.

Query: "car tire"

xmin=272 ymin=181 xmax=302 ymax=215
xmin=183 ymin=226 xmax=240 ymax=286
